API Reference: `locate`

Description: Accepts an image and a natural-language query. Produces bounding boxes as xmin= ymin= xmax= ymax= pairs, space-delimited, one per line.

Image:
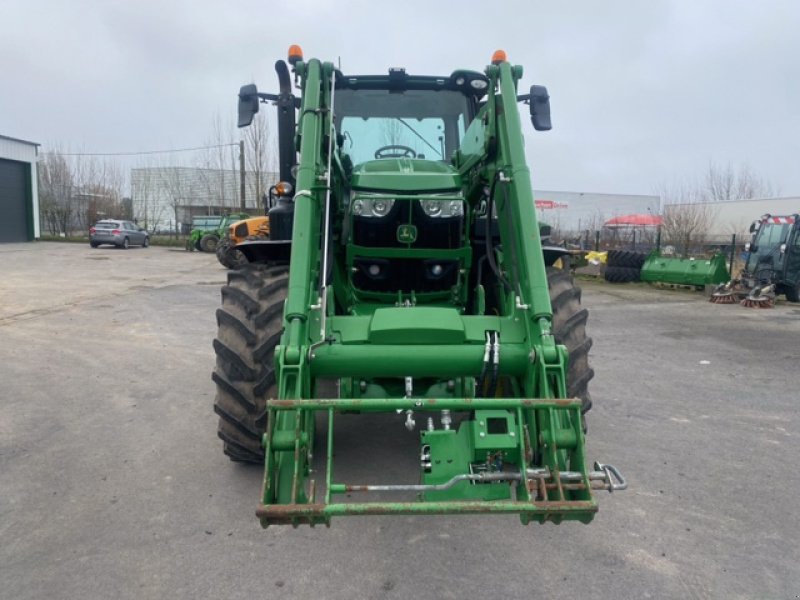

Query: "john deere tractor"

xmin=213 ymin=46 xmax=625 ymax=528
xmin=711 ymin=213 xmax=800 ymax=307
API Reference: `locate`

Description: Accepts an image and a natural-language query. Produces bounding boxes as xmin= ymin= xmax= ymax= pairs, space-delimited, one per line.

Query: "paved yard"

xmin=1 ymin=242 xmax=798 ymax=599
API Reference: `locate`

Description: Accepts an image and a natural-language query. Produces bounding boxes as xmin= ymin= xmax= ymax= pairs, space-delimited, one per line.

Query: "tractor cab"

xmin=744 ymin=215 xmax=800 ymax=290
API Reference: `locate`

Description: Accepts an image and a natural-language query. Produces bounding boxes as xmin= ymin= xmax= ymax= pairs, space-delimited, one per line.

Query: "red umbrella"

xmin=604 ymin=214 xmax=663 ymax=227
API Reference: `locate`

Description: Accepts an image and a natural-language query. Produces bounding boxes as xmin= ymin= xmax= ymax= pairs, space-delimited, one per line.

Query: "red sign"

xmin=535 ymin=199 xmax=568 ymax=210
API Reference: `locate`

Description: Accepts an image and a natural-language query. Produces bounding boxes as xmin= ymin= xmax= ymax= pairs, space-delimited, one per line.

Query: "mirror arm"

xmin=516 ymin=94 xmax=531 ymax=103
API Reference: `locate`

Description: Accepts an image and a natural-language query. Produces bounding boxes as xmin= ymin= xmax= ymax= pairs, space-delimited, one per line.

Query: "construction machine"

xmin=186 ymin=212 xmax=251 ymax=253
xmin=213 ymin=46 xmax=626 ymax=528
xmin=215 ymin=204 xmax=272 ymax=269
xmin=710 ymin=213 xmax=800 ymax=307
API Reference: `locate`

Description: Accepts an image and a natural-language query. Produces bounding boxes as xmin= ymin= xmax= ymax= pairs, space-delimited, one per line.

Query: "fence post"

xmin=729 ymin=233 xmax=736 ymax=276
xmin=656 ymin=226 xmax=661 ymax=253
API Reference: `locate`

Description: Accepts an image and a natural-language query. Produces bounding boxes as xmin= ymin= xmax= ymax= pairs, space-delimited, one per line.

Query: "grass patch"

xmin=38 ymin=235 xmax=186 ymax=247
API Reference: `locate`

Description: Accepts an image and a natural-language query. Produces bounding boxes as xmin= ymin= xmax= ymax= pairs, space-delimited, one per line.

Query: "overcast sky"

xmin=3 ymin=0 xmax=799 ymax=196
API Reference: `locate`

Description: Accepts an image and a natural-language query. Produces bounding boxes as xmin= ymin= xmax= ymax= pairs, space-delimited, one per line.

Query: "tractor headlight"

xmin=421 ymin=200 xmax=442 ymax=217
xmin=372 ymin=199 xmax=392 ymax=217
xmin=351 ymin=198 xmax=395 ymax=218
xmin=421 ymin=199 xmax=464 ymax=218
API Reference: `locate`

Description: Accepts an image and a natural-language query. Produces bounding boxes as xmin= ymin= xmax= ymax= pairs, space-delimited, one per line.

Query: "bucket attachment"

xmin=641 ymin=251 xmax=730 ymax=287
xmin=256 ymin=397 xmax=626 ymax=528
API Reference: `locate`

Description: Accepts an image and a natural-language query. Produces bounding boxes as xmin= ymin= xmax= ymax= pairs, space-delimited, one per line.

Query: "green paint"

xmin=236 ymin=54 xmax=607 ymax=527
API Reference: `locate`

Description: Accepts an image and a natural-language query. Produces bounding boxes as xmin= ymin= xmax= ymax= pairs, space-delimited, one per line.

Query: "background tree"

xmin=704 ymin=162 xmax=777 ymax=203
xmin=657 ymin=181 xmax=718 ymax=257
xmin=243 ymin=111 xmax=277 ymax=207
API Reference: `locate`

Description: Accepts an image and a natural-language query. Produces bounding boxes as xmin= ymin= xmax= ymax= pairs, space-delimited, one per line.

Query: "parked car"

xmin=89 ymin=220 xmax=149 ymax=249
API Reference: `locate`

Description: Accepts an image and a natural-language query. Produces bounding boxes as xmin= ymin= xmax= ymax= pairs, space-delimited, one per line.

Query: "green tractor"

xmin=186 ymin=212 xmax=251 ymax=253
xmin=213 ymin=46 xmax=626 ymax=528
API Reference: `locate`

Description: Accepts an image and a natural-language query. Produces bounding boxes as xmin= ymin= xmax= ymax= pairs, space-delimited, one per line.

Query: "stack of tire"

xmin=604 ymin=250 xmax=647 ymax=283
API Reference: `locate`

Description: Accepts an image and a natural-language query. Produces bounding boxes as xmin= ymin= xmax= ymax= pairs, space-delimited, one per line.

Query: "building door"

xmin=0 ymin=158 xmax=31 ymax=242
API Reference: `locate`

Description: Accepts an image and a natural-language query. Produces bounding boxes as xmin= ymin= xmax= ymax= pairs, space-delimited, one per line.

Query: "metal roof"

xmin=0 ymin=134 xmax=40 ymax=147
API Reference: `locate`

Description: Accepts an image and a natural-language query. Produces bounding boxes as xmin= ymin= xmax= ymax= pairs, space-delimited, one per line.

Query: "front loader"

xmin=213 ymin=47 xmax=626 ymax=528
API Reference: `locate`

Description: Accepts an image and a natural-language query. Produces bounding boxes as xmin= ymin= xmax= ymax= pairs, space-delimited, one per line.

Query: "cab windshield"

xmin=335 ymin=89 xmax=470 ymax=165
xmin=748 ymin=222 xmax=791 ymax=267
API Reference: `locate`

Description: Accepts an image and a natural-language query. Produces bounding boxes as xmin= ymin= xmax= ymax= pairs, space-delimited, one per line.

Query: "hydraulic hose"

xmin=484 ymin=173 xmax=512 ymax=294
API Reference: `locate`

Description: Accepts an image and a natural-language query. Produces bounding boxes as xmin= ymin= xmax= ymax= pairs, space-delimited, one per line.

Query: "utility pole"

xmin=239 ymin=140 xmax=246 ymax=210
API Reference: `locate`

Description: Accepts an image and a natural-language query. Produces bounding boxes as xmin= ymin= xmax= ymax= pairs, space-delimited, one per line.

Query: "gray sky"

xmin=3 ymin=0 xmax=799 ymax=196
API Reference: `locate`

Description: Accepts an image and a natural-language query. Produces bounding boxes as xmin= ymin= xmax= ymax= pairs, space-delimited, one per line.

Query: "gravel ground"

xmin=1 ymin=242 xmax=798 ymax=599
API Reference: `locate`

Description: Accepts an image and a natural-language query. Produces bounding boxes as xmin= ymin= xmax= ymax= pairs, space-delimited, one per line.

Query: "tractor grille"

xmin=351 ymin=199 xmax=464 ymax=294
xmin=352 ymin=200 xmax=463 ymax=249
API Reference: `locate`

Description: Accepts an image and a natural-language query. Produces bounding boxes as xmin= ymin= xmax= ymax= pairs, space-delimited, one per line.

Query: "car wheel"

xmin=90 ymin=242 xmax=99 ymax=248
xmin=143 ymin=236 xmax=150 ymax=248
xmin=121 ymin=237 xmax=130 ymax=249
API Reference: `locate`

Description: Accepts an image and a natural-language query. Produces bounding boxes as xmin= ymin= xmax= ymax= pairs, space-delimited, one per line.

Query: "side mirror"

xmin=749 ymin=220 xmax=759 ymax=233
xmin=237 ymin=84 xmax=260 ymax=128
xmin=529 ymin=85 xmax=552 ymax=131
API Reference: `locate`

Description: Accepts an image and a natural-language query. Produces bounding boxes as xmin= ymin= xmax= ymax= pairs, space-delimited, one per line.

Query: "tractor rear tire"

xmin=548 ymin=267 xmax=594 ymax=413
xmin=216 ymin=236 xmax=249 ymax=270
xmin=200 ymin=233 xmax=220 ymax=253
xmin=213 ymin=264 xmax=289 ymax=462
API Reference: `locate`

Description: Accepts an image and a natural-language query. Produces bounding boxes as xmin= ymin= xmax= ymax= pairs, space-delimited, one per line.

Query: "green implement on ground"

xmin=213 ymin=47 xmax=626 ymax=528
xmin=640 ymin=251 xmax=730 ymax=287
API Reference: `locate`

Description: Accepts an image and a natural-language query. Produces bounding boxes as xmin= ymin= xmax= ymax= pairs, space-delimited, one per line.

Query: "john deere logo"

xmin=397 ymin=224 xmax=417 ymax=244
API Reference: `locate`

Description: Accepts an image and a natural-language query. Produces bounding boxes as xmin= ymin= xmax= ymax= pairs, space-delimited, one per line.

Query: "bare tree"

xmin=244 ymin=111 xmax=277 ymax=206
xmin=658 ymin=181 xmax=718 ymax=257
xmin=198 ymin=112 xmax=239 ymax=209
xmin=38 ymin=150 xmax=74 ymax=235
xmin=704 ymin=162 xmax=777 ymax=202
xmin=72 ymin=155 xmax=125 ymax=230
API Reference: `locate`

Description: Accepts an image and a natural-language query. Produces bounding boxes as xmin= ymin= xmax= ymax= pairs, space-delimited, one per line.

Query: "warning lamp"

xmin=288 ymin=45 xmax=304 ymax=65
xmin=274 ymin=181 xmax=294 ymax=196
xmin=491 ymin=49 xmax=507 ymax=65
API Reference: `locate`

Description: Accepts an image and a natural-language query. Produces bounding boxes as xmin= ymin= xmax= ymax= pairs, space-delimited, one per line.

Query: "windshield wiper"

xmin=397 ymin=118 xmax=442 ymax=158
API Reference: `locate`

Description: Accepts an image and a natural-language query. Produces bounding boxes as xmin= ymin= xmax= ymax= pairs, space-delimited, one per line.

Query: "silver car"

xmin=89 ymin=220 xmax=149 ymax=249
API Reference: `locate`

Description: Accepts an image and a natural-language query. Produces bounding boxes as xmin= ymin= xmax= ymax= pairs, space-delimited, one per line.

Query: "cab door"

xmin=785 ymin=220 xmax=800 ymax=287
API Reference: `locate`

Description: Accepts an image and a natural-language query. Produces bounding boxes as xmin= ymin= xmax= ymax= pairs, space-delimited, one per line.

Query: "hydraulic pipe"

xmin=308 ymin=343 xmax=529 ymax=378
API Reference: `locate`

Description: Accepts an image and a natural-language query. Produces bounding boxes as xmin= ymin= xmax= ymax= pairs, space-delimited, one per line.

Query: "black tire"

xmin=213 ymin=264 xmax=289 ymax=462
xmin=120 ymin=237 xmax=129 ymax=249
xmin=608 ymin=250 xmax=646 ymax=269
xmin=629 ymin=251 xmax=646 ymax=269
xmin=143 ymin=236 xmax=149 ymax=248
xmin=604 ymin=265 xmax=639 ymax=283
xmin=548 ymin=267 xmax=594 ymax=413
xmin=200 ymin=233 xmax=220 ymax=253
xmin=90 ymin=242 xmax=99 ymax=248
xmin=216 ymin=236 xmax=249 ymax=270
xmin=606 ymin=250 xmax=622 ymax=267
xmin=786 ymin=282 xmax=800 ymax=303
